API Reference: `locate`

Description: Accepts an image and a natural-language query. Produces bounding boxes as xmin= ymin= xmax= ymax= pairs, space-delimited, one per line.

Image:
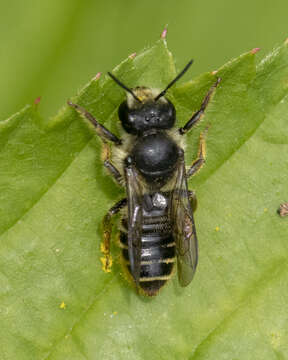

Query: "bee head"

xmin=108 ymin=60 xmax=193 ymax=135
xmin=118 ymin=87 xmax=176 ymax=135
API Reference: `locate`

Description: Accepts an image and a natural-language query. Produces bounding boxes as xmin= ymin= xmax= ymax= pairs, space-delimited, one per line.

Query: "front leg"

xmin=101 ymin=143 xmax=123 ymax=185
xmin=101 ymin=198 xmax=127 ymax=272
xmin=68 ymin=101 xmax=124 ymax=184
xmin=186 ymin=130 xmax=207 ymax=178
xmin=179 ymin=78 xmax=221 ymax=135
xmin=68 ymin=101 xmax=122 ymax=145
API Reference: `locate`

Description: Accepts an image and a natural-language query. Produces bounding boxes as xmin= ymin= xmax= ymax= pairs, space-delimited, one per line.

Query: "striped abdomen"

xmin=120 ymin=205 xmax=175 ymax=296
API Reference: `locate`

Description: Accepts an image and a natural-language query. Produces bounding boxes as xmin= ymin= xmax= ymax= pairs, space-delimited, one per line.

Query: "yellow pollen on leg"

xmin=100 ymin=242 xmax=108 ymax=254
xmin=101 ymin=143 xmax=111 ymax=162
xmin=100 ymin=255 xmax=113 ymax=273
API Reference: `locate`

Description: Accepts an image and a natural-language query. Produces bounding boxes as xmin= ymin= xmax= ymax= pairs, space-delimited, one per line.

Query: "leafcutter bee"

xmin=68 ymin=61 xmax=220 ymax=296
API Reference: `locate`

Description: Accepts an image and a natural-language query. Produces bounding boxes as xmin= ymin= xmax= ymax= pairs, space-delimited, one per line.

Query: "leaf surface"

xmin=1 ymin=39 xmax=288 ymax=360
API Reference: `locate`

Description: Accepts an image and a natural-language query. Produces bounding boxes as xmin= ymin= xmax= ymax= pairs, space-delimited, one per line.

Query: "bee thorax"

xmin=131 ymin=132 xmax=179 ymax=185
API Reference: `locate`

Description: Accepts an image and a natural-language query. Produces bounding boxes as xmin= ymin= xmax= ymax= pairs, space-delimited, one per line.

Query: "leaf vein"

xmin=189 ymin=258 xmax=288 ymax=360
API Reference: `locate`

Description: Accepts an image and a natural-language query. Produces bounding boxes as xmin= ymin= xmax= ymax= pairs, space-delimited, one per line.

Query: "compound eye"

xmin=118 ymin=101 xmax=128 ymax=122
xmin=118 ymin=101 xmax=139 ymax=134
xmin=158 ymin=101 xmax=175 ymax=128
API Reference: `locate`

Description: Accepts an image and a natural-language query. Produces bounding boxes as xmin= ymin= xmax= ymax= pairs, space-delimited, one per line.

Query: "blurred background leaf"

xmin=1 ymin=0 xmax=288 ymax=120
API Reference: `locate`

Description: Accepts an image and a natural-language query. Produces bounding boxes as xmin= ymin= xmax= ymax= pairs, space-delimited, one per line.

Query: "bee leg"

xmin=186 ymin=130 xmax=207 ymax=178
xmin=188 ymin=190 xmax=197 ymax=212
xmin=102 ymin=198 xmax=127 ymax=273
xmin=179 ymin=77 xmax=221 ymax=135
xmin=67 ymin=101 xmax=122 ymax=145
xmin=102 ymin=143 xmax=123 ymax=185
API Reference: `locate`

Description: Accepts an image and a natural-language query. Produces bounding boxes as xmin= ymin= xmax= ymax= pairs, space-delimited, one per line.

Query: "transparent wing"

xmin=124 ymin=162 xmax=143 ymax=285
xmin=170 ymin=154 xmax=198 ymax=287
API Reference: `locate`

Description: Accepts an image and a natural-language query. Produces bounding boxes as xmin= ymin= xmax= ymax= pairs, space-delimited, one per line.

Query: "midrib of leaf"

xmin=189 ymin=258 xmax=288 ymax=360
xmin=43 ymin=276 xmax=118 ymax=360
xmin=42 ymin=240 xmax=288 ymax=359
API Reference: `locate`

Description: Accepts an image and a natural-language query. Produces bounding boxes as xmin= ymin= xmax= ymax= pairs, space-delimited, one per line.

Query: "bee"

xmin=68 ymin=61 xmax=220 ymax=296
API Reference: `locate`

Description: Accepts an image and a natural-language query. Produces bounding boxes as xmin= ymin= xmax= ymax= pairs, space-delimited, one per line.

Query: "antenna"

xmin=154 ymin=60 xmax=194 ymax=101
xmin=108 ymin=72 xmax=142 ymax=103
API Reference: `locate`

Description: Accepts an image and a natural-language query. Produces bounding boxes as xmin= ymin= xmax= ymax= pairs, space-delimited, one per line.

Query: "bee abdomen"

xmin=121 ymin=216 xmax=171 ymax=234
xmin=120 ymin=230 xmax=176 ymax=296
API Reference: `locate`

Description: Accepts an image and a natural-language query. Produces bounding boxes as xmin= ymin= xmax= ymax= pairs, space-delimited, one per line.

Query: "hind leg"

xmin=101 ymin=143 xmax=123 ymax=185
xmin=101 ymin=198 xmax=127 ymax=272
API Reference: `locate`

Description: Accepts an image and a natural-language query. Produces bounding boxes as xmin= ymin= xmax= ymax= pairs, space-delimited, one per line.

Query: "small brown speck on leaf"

xmin=278 ymin=202 xmax=288 ymax=217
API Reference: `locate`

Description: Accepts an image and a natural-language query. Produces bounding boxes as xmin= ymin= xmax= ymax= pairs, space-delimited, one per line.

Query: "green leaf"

xmin=1 ymin=38 xmax=288 ymax=359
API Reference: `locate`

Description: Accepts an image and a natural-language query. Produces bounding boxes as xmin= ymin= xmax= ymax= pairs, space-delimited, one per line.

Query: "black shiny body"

xmin=119 ymin=97 xmax=176 ymax=135
xmin=68 ymin=61 xmax=219 ymax=296
xmin=120 ymin=192 xmax=176 ymax=296
xmin=131 ymin=131 xmax=179 ymax=186
xmin=119 ymin=96 xmax=182 ymax=295
xmin=121 ymin=122 xmax=180 ymax=294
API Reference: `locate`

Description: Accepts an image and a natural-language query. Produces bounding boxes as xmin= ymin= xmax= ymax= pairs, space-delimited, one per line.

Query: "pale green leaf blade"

xmin=1 ymin=39 xmax=288 ymax=360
